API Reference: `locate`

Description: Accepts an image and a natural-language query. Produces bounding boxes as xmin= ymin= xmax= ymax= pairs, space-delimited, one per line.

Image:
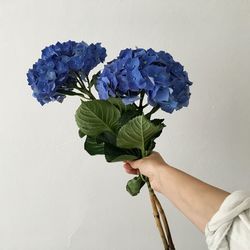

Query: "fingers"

xmin=126 ymin=158 xmax=144 ymax=170
xmin=123 ymin=151 xmax=163 ymax=177
xmin=123 ymin=162 xmax=139 ymax=175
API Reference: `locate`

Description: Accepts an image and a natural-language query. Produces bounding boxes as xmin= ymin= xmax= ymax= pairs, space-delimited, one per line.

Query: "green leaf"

xmin=104 ymin=143 xmax=140 ymax=162
xmin=151 ymin=118 xmax=165 ymax=126
xmin=118 ymin=109 xmax=141 ymax=126
xmin=96 ymin=131 xmax=116 ymax=145
xmin=106 ymin=153 xmax=138 ymax=162
xmin=145 ymin=140 xmax=157 ymax=156
xmin=84 ymin=136 xmax=104 ymax=155
xmin=117 ymin=115 xmax=163 ymax=151
xmin=126 ymin=176 xmax=145 ymax=196
xmin=144 ymin=119 xmax=165 ymax=154
xmin=75 ymin=100 xmax=121 ymax=137
xmin=78 ymin=129 xmax=85 ymax=138
xmin=107 ymin=97 xmax=136 ymax=113
xmin=107 ymin=97 xmax=125 ymax=112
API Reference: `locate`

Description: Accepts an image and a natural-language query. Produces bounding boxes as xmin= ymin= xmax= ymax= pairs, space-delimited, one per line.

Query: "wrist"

xmin=156 ymin=163 xmax=172 ymax=194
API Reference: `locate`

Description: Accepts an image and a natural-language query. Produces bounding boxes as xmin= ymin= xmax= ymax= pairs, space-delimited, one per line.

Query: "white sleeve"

xmin=205 ymin=190 xmax=250 ymax=250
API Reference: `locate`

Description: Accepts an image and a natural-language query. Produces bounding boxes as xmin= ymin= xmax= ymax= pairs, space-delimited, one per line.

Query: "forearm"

xmin=158 ymin=164 xmax=230 ymax=232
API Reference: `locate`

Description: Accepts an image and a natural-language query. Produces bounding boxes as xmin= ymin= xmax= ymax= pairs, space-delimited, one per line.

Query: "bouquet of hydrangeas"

xmin=27 ymin=40 xmax=192 ymax=250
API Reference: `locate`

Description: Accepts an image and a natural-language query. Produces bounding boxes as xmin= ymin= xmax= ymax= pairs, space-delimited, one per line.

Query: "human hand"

xmin=123 ymin=151 xmax=169 ymax=193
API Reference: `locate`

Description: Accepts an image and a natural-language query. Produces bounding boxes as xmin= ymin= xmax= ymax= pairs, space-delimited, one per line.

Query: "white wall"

xmin=0 ymin=0 xmax=249 ymax=249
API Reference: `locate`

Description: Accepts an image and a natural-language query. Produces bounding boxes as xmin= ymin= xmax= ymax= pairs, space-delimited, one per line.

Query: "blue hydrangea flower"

xmin=27 ymin=41 xmax=106 ymax=105
xmin=96 ymin=48 xmax=192 ymax=113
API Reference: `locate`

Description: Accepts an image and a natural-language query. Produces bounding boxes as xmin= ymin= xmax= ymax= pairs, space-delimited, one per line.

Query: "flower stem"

xmin=146 ymin=105 xmax=160 ymax=119
xmin=57 ymin=89 xmax=87 ymax=99
xmin=73 ymin=86 xmax=91 ymax=99
xmin=154 ymin=195 xmax=175 ymax=250
xmin=146 ymin=180 xmax=169 ymax=250
xmin=86 ymin=75 xmax=91 ymax=91
xmin=74 ymin=72 xmax=96 ymax=100
xmin=141 ymin=149 xmax=170 ymax=250
xmin=139 ymin=91 xmax=145 ymax=112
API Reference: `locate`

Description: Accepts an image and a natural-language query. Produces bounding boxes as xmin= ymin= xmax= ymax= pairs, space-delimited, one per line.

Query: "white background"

xmin=0 ymin=0 xmax=250 ymax=249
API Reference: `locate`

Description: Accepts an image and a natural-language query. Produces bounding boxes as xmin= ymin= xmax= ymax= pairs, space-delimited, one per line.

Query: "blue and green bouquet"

xmin=27 ymin=40 xmax=192 ymax=250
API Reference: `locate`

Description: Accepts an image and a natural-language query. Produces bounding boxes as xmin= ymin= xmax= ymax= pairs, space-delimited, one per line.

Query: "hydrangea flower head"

xmin=96 ymin=48 xmax=192 ymax=113
xmin=27 ymin=41 xmax=106 ymax=105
